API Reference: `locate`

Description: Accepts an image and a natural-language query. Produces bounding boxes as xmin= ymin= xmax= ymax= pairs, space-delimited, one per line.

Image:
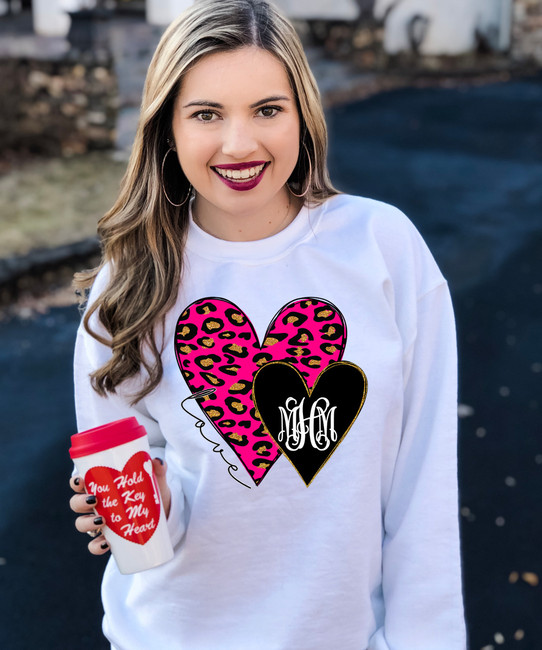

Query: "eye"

xmin=193 ymin=110 xmax=217 ymax=122
xmin=258 ymin=106 xmax=282 ymax=118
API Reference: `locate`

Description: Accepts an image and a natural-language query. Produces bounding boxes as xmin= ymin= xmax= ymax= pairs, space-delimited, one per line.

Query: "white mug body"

xmin=74 ymin=437 xmax=174 ymax=574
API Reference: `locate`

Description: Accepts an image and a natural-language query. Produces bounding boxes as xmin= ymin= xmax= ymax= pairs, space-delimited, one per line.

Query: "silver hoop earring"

xmin=161 ymin=147 xmax=192 ymax=207
xmin=288 ymin=140 xmax=313 ymax=198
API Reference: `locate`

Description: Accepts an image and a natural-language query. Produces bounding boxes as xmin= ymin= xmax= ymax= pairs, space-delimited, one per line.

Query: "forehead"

xmin=177 ymin=46 xmax=293 ymax=103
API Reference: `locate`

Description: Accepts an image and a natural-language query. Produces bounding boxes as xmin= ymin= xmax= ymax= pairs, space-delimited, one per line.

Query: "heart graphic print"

xmin=85 ymin=451 xmax=161 ymax=545
xmin=253 ymin=361 xmax=367 ymax=486
xmin=174 ymin=297 xmax=347 ymax=485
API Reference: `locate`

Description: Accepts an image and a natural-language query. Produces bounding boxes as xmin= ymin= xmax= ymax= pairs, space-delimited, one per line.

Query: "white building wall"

xmin=33 ymin=0 xmax=72 ymax=36
xmin=30 ymin=0 xmax=513 ymax=56
xmin=373 ymin=0 xmax=513 ymax=55
xmin=33 ymin=0 xmax=96 ymax=36
xmin=146 ymin=0 xmax=194 ymax=26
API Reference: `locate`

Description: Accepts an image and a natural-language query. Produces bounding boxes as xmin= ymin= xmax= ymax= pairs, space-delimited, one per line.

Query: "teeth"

xmin=215 ymin=164 xmax=265 ymax=181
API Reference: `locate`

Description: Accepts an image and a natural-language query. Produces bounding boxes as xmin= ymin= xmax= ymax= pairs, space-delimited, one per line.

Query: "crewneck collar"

xmin=185 ymin=198 xmax=323 ymax=263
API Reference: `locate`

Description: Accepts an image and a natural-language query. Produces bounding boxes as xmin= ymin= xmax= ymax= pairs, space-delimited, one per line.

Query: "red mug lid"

xmin=69 ymin=417 xmax=147 ymax=459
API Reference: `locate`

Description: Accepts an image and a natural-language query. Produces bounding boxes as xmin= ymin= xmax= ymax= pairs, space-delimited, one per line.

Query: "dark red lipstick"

xmin=212 ymin=161 xmax=270 ymax=192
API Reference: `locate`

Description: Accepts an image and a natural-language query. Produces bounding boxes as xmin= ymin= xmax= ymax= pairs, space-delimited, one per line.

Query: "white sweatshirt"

xmin=74 ymin=193 xmax=466 ymax=650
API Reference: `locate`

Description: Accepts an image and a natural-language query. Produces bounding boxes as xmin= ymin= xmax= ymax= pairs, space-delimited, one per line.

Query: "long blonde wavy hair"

xmin=76 ymin=0 xmax=340 ymax=404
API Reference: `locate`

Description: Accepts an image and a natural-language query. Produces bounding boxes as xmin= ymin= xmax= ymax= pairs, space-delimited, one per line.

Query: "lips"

xmin=211 ymin=161 xmax=270 ymax=192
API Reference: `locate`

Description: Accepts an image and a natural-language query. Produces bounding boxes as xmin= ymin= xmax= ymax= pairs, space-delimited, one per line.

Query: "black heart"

xmin=253 ymin=361 xmax=367 ymax=486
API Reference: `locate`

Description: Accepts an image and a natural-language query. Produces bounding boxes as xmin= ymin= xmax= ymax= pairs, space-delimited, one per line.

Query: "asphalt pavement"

xmin=1 ymin=58 xmax=541 ymax=650
xmin=328 ymin=77 xmax=542 ymax=648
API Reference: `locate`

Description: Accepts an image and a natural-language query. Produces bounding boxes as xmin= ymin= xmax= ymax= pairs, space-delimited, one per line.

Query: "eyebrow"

xmin=182 ymin=95 xmax=291 ymax=109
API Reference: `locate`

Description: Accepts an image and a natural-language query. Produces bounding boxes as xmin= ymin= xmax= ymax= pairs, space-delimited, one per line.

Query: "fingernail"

xmin=95 ymin=531 xmax=102 ymax=537
xmin=86 ymin=495 xmax=97 ymax=505
xmin=154 ymin=457 xmax=164 ymax=465
xmin=93 ymin=517 xmax=103 ymax=526
xmin=100 ymin=542 xmax=109 ymax=550
xmin=74 ymin=477 xmax=80 ymax=486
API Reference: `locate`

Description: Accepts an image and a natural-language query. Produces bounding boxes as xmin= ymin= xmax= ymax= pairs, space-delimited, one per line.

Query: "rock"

xmin=0 ymin=56 xmax=118 ymax=157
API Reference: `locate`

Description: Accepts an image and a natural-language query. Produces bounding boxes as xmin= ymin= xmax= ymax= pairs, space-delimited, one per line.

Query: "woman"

xmin=70 ymin=0 xmax=466 ymax=648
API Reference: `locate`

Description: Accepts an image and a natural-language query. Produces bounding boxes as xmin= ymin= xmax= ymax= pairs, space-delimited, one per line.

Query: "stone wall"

xmin=0 ymin=55 xmax=118 ymax=157
xmin=513 ymin=0 xmax=542 ymax=64
xmin=305 ymin=18 xmax=386 ymax=70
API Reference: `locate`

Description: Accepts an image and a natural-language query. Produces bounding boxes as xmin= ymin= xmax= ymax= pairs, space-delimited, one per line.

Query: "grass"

xmin=0 ymin=152 xmax=127 ymax=258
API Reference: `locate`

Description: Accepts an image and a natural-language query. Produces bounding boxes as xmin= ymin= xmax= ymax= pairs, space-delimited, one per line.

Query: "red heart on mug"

xmin=85 ymin=451 xmax=161 ymax=545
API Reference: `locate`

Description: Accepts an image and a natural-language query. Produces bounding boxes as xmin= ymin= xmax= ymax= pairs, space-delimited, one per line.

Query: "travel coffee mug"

xmin=69 ymin=417 xmax=174 ymax=574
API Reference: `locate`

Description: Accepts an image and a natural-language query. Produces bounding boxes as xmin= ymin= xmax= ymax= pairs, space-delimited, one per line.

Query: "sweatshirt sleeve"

xmin=369 ymin=282 xmax=466 ymax=649
xmin=73 ymin=292 xmax=187 ymax=548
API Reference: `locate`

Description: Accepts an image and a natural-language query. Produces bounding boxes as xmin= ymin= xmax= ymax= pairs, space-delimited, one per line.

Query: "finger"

xmin=75 ymin=513 xmax=105 ymax=535
xmin=70 ymin=475 xmax=85 ymax=493
xmin=152 ymin=458 xmax=171 ymax=518
xmin=69 ymin=492 xmax=98 ymax=514
xmin=152 ymin=457 xmax=167 ymax=480
xmin=88 ymin=535 xmax=110 ymax=556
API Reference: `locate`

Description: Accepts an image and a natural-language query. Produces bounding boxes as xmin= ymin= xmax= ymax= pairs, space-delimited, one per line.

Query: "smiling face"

xmin=171 ymin=46 xmax=301 ymax=240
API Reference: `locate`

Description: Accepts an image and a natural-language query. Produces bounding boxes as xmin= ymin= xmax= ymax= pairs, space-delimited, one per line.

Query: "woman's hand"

xmin=69 ymin=458 xmax=172 ymax=555
xmin=69 ymin=474 xmax=110 ymax=555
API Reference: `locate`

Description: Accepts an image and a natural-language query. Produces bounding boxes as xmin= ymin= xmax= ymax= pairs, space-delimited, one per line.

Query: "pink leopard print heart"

xmin=174 ymin=297 xmax=347 ymax=485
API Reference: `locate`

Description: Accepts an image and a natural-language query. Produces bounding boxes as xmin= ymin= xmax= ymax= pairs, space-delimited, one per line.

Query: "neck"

xmin=192 ymin=189 xmax=303 ymax=242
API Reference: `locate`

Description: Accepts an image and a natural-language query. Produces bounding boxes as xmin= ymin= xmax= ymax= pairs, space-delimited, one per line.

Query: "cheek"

xmin=176 ymin=130 xmax=215 ymax=175
xmin=277 ymin=117 xmax=300 ymax=156
xmin=273 ymin=125 xmax=300 ymax=169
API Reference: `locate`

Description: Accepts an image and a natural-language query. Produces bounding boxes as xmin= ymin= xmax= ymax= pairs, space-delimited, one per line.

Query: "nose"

xmin=221 ymin=118 xmax=258 ymax=160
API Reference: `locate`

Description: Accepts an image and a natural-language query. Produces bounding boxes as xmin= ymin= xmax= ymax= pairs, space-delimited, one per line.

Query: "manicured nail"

xmin=93 ymin=517 xmax=103 ymax=526
xmin=154 ymin=457 xmax=164 ymax=465
xmin=74 ymin=477 xmax=80 ymax=486
xmin=100 ymin=542 xmax=109 ymax=550
xmin=86 ymin=495 xmax=97 ymax=505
